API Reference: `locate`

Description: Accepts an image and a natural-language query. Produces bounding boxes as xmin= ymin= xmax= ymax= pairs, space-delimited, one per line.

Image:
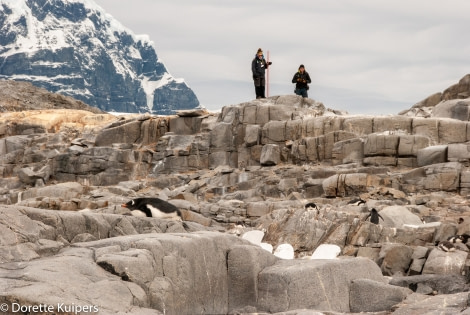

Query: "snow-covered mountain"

xmin=0 ymin=0 xmax=200 ymax=114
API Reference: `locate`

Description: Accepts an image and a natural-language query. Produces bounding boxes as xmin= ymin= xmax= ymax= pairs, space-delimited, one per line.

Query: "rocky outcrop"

xmin=0 ymin=205 xmax=402 ymax=314
xmin=0 ymin=80 xmax=105 ymax=114
xmin=3 ymin=93 xmax=470 ymax=313
xmin=400 ymin=74 xmax=470 ymax=120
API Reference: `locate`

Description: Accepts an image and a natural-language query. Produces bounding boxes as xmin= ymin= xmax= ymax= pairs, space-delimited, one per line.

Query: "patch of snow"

xmin=260 ymin=242 xmax=273 ymax=253
xmin=310 ymin=244 xmax=341 ymax=260
xmin=273 ymin=244 xmax=294 ymax=260
xmin=241 ymin=230 xmax=264 ymax=245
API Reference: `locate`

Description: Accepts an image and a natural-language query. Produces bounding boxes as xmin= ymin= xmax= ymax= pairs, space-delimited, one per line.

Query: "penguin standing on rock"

xmin=365 ymin=208 xmax=384 ymax=225
xmin=121 ymin=197 xmax=182 ymax=221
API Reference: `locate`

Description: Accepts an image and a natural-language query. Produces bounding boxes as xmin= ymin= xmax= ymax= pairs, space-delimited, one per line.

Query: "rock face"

xmin=0 ymin=0 xmax=199 ymax=114
xmin=400 ymin=74 xmax=470 ymax=120
xmin=3 ymin=91 xmax=470 ymax=314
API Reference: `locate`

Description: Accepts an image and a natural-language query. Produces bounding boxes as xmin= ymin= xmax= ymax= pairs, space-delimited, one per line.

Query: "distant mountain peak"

xmin=0 ymin=0 xmax=200 ymax=114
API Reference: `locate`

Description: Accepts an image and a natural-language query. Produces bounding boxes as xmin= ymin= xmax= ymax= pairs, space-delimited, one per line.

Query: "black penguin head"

xmin=459 ymin=234 xmax=470 ymax=243
xmin=305 ymin=202 xmax=318 ymax=210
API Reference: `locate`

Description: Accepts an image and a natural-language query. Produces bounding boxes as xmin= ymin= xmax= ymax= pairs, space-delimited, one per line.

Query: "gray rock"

xmin=260 ymin=144 xmax=280 ymax=166
xmin=364 ymin=133 xmax=400 ymax=156
xmin=379 ymin=206 xmax=423 ymax=228
xmin=227 ymin=245 xmax=278 ymax=312
xmin=398 ymin=135 xmax=430 ymax=156
xmin=380 ymin=244 xmax=414 ymax=276
xmin=17 ymin=165 xmax=51 ymax=185
xmin=448 ymin=143 xmax=470 ymax=161
xmin=408 ymin=246 xmax=429 ymax=275
xmin=392 ymin=292 xmax=470 ymax=315
xmin=417 ymin=145 xmax=447 ymax=167
xmin=349 ymin=278 xmax=412 ymax=312
xmin=390 ymin=274 xmax=470 ymax=294
xmin=422 ymin=248 xmax=468 ymax=275
xmin=244 ymin=124 xmax=260 ymax=147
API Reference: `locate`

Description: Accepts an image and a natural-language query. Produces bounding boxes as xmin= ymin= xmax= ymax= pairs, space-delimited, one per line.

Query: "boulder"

xmin=227 ymin=245 xmax=278 ymax=312
xmin=364 ymin=133 xmax=399 ymax=156
xmin=407 ymin=246 xmax=429 ymax=275
xmin=331 ymin=138 xmax=364 ymax=165
xmin=432 ymin=99 xmax=470 ymax=121
xmin=95 ymin=119 xmax=143 ymax=146
xmin=438 ymin=119 xmax=468 ymax=143
xmin=260 ymin=144 xmax=280 ymax=166
xmin=349 ymin=278 xmax=412 ymax=312
xmin=257 ymin=257 xmax=386 ymax=313
xmin=379 ymin=244 xmax=414 ymax=276
xmin=379 ymin=206 xmax=423 ymax=228
xmin=322 ymin=173 xmax=380 ymax=197
xmin=390 ymin=274 xmax=470 ymax=294
xmin=244 ymin=124 xmax=260 ymax=146
xmin=392 ymin=292 xmax=470 ymax=315
xmin=422 ymin=248 xmax=468 ymax=275
xmin=398 ymin=135 xmax=430 ymax=156
xmin=416 ymin=145 xmax=447 ymax=167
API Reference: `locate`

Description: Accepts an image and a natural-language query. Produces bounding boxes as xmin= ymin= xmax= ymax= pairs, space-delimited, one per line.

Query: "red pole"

xmin=266 ymin=50 xmax=270 ymax=98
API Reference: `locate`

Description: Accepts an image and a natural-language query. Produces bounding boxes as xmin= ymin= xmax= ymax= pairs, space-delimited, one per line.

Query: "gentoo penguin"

xmin=437 ymin=241 xmax=456 ymax=252
xmin=365 ymin=208 xmax=384 ymax=225
xmin=447 ymin=234 xmax=470 ymax=244
xmin=121 ymin=197 xmax=182 ymax=220
xmin=305 ymin=202 xmax=319 ymax=211
xmin=348 ymin=198 xmax=366 ymax=206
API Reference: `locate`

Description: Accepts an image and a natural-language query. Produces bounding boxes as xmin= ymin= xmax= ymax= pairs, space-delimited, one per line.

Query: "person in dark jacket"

xmin=251 ymin=48 xmax=272 ymax=99
xmin=292 ymin=64 xmax=311 ymax=98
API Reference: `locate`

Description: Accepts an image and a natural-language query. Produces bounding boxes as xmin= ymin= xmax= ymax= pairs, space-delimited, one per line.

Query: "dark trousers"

xmin=254 ymin=77 xmax=266 ymax=99
xmin=295 ymin=88 xmax=308 ymax=98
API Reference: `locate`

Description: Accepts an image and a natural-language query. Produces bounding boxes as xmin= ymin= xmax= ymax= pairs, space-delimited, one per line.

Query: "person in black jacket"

xmin=292 ymin=64 xmax=311 ymax=98
xmin=251 ymin=48 xmax=272 ymax=99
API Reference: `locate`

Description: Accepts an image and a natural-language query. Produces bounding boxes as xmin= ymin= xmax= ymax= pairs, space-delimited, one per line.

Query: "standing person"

xmin=251 ymin=48 xmax=272 ymax=99
xmin=292 ymin=64 xmax=311 ymax=98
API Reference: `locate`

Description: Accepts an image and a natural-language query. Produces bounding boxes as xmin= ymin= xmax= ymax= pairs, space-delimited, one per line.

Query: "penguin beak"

xmin=121 ymin=204 xmax=127 ymax=208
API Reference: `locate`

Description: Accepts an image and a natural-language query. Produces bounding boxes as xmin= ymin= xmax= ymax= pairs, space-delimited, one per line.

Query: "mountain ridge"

xmin=0 ymin=0 xmax=200 ymax=114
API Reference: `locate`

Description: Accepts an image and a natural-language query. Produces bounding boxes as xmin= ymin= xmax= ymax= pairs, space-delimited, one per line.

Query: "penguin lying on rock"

xmin=304 ymin=202 xmax=319 ymax=211
xmin=348 ymin=198 xmax=366 ymax=206
xmin=121 ymin=197 xmax=182 ymax=220
xmin=447 ymin=234 xmax=470 ymax=244
xmin=437 ymin=241 xmax=456 ymax=252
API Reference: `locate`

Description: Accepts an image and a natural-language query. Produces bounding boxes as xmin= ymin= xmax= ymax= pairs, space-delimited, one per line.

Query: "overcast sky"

xmin=93 ymin=0 xmax=470 ymax=115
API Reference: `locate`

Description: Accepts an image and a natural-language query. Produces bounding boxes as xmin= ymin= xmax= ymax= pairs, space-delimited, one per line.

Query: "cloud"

xmin=93 ymin=0 xmax=470 ymax=114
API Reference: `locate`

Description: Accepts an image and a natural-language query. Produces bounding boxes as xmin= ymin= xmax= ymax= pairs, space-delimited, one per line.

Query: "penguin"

xmin=121 ymin=197 xmax=182 ymax=220
xmin=365 ymin=208 xmax=384 ymax=225
xmin=437 ymin=241 xmax=456 ymax=252
xmin=305 ymin=202 xmax=319 ymax=211
xmin=447 ymin=234 xmax=470 ymax=244
xmin=348 ymin=198 xmax=366 ymax=206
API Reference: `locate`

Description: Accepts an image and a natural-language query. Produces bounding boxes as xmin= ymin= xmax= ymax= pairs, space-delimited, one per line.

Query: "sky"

xmin=93 ymin=0 xmax=470 ymax=115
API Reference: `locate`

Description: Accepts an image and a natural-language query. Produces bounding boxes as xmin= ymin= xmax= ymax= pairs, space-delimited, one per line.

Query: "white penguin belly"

xmin=148 ymin=205 xmax=181 ymax=220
